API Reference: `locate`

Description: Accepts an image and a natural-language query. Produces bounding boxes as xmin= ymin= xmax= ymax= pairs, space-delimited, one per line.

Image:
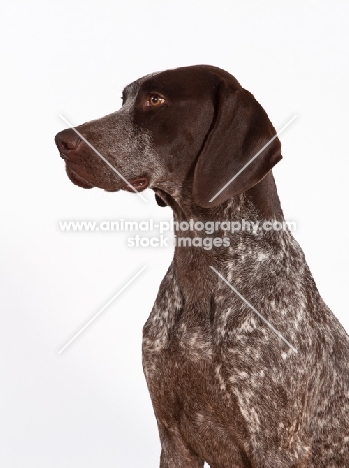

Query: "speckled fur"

xmin=56 ymin=65 xmax=349 ymax=467
xmin=143 ymin=193 xmax=349 ymax=467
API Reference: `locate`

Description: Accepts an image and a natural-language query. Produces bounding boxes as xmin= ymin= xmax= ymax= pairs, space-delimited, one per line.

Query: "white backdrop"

xmin=1 ymin=1 xmax=348 ymax=466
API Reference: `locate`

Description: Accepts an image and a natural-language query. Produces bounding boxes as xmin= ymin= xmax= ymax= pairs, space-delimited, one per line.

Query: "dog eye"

xmin=145 ymin=94 xmax=165 ymax=107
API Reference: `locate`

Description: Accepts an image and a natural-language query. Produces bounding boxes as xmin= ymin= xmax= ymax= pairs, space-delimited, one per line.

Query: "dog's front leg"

xmin=158 ymin=423 xmax=204 ymax=468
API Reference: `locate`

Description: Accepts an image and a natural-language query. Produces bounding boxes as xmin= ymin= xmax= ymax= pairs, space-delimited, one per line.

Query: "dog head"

xmin=55 ymin=65 xmax=281 ymax=207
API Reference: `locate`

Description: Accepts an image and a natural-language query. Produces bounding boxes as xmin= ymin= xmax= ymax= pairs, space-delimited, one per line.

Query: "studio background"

xmin=1 ymin=1 xmax=348 ymax=466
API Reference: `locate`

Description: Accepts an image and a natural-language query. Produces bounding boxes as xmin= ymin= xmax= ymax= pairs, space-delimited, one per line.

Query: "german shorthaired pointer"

xmin=55 ymin=65 xmax=349 ymax=467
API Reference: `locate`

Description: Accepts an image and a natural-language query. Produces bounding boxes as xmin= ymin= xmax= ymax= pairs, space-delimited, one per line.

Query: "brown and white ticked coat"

xmin=56 ymin=65 xmax=349 ymax=467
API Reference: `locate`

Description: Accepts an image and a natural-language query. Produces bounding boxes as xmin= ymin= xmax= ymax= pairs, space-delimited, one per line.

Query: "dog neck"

xmin=154 ymin=171 xmax=287 ymax=306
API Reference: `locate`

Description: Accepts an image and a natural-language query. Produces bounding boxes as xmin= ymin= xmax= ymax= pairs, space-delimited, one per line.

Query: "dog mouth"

xmin=65 ymin=163 xmax=149 ymax=193
xmin=66 ymin=167 xmax=93 ymax=189
xmin=123 ymin=177 xmax=149 ymax=192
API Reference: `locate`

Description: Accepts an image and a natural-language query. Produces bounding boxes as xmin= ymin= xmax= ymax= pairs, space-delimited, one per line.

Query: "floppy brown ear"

xmin=192 ymin=80 xmax=282 ymax=207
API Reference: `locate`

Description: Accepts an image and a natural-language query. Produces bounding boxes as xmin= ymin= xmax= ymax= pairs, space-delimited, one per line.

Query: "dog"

xmin=55 ymin=65 xmax=349 ymax=467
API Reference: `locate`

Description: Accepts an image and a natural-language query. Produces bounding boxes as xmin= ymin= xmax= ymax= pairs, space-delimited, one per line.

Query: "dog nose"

xmin=55 ymin=129 xmax=82 ymax=157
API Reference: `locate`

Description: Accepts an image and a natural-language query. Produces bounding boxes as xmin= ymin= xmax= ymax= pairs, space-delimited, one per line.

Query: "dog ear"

xmin=192 ymin=80 xmax=282 ymax=207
